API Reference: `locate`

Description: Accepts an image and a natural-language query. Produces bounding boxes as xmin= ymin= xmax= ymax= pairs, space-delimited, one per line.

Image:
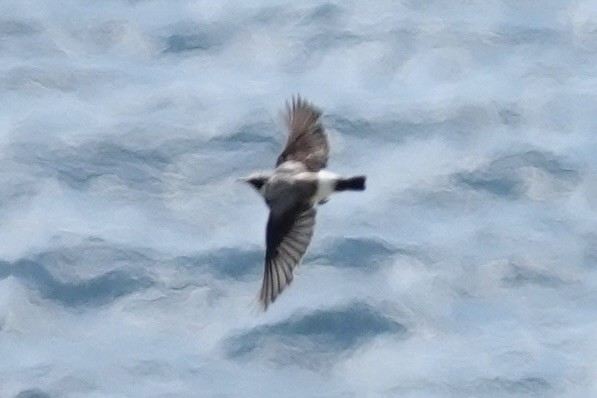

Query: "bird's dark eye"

xmin=252 ymin=180 xmax=265 ymax=189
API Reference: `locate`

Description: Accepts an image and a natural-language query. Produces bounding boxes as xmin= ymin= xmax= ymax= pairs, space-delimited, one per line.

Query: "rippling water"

xmin=1 ymin=1 xmax=596 ymax=397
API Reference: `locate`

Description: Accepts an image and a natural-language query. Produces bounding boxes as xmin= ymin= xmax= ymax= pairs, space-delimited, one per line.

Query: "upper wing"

xmin=260 ymin=206 xmax=316 ymax=310
xmin=276 ymin=96 xmax=329 ymax=171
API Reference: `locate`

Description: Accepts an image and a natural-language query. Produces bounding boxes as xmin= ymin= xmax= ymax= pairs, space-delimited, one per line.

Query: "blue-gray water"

xmin=1 ymin=1 xmax=596 ymax=397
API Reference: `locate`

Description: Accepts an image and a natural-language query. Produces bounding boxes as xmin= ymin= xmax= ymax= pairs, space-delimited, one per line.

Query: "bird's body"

xmin=241 ymin=96 xmax=366 ymax=310
xmin=259 ymin=163 xmax=338 ymax=208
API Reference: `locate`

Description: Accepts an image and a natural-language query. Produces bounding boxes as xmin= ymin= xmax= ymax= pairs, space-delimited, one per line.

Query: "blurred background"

xmin=1 ymin=1 xmax=596 ymax=397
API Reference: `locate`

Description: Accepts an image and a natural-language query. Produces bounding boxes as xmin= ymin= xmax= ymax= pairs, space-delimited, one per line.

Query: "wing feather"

xmin=276 ymin=95 xmax=329 ymax=171
xmin=259 ymin=206 xmax=316 ymax=310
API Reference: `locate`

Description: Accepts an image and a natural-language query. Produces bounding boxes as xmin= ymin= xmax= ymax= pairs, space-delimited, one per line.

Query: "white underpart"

xmin=314 ymin=170 xmax=339 ymax=204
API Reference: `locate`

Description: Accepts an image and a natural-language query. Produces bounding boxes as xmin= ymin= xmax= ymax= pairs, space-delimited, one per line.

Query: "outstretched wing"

xmin=260 ymin=206 xmax=316 ymax=310
xmin=276 ymin=95 xmax=329 ymax=171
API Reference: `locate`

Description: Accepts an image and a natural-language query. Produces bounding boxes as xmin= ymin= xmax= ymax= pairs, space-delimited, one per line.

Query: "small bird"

xmin=240 ymin=96 xmax=366 ymax=310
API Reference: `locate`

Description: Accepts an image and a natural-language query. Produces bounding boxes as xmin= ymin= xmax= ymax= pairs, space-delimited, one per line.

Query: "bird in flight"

xmin=240 ymin=96 xmax=366 ymax=310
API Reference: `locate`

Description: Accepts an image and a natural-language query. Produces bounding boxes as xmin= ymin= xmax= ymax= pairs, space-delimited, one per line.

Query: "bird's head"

xmin=238 ymin=172 xmax=270 ymax=196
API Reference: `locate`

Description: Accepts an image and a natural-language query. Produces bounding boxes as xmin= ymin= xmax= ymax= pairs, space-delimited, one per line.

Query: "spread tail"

xmin=335 ymin=176 xmax=366 ymax=191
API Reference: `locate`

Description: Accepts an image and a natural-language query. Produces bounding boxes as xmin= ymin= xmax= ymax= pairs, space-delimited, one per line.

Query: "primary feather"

xmin=276 ymin=95 xmax=329 ymax=172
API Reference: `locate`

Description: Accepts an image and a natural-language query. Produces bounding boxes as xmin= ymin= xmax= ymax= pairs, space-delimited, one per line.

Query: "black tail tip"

xmin=335 ymin=176 xmax=366 ymax=191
